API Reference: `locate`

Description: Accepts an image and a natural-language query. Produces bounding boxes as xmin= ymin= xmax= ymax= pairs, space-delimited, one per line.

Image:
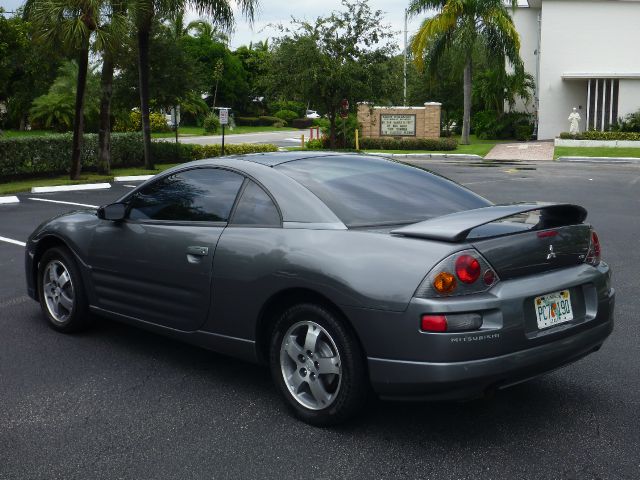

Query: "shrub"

xmin=316 ymin=114 xmax=360 ymax=148
xmin=0 ymin=133 xmax=143 ymax=178
xmin=612 ymin=109 xmax=640 ymax=132
xmin=268 ymin=100 xmax=306 ymax=117
xmin=150 ymin=142 xmax=279 ymax=163
xmin=113 ymin=110 xmax=170 ymax=133
xmin=292 ymin=118 xmax=315 ymax=129
xmin=0 ymin=133 xmax=278 ymax=179
xmin=257 ymin=116 xmax=283 ymax=126
xmin=272 ymin=120 xmax=287 ymax=128
xmin=235 ymin=116 xmax=260 ymax=126
xmin=473 ymin=110 xmax=534 ymax=140
xmin=559 ymin=131 xmax=640 ymax=141
xmin=305 ymin=139 xmax=324 ymax=149
xmin=359 ymin=137 xmax=458 ymax=151
xmin=274 ymin=110 xmax=299 ymax=123
xmin=203 ymin=113 xmax=220 ymax=134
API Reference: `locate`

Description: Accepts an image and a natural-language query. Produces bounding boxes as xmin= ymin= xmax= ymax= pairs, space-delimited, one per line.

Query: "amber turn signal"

xmin=433 ymin=271 xmax=457 ymax=294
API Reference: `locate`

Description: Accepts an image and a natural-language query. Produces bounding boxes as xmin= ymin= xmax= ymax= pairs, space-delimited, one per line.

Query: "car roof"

xmin=239 ymin=151 xmax=346 ymax=167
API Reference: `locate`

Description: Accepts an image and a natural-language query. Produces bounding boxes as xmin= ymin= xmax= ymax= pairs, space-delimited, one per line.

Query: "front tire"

xmin=37 ymin=247 xmax=91 ymax=333
xmin=269 ymin=303 xmax=368 ymax=426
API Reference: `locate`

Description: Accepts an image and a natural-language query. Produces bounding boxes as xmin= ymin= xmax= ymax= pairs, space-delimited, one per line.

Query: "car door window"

xmin=230 ymin=181 xmax=281 ymax=226
xmin=129 ymin=168 xmax=244 ymax=222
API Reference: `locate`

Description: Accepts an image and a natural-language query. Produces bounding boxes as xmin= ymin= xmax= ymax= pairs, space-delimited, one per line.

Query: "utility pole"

xmin=403 ymin=8 xmax=408 ymax=107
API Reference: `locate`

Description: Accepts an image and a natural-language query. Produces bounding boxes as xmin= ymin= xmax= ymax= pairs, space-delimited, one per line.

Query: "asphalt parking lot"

xmin=1 ymin=158 xmax=639 ymax=479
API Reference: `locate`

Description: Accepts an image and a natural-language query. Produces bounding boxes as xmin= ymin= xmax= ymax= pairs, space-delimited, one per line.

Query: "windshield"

xmin=275 ymin=156 xmax=491 ymax=227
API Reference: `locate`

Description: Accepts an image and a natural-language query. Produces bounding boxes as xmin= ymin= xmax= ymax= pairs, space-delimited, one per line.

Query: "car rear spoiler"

xmin=391 ymin=203 xmax=588 ymax=242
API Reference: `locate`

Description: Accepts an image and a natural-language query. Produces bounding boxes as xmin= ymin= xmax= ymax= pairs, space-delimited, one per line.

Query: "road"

xmin=0 ymin=157 xmax=639 ymax=479
xmin=163 ymin=129 xmax=306 ymax=147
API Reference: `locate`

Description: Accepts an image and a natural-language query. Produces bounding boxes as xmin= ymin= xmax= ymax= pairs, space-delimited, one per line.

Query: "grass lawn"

xmin=151 ymin=125 xmax=299 ymax=138
xmin=286 ymin=135 xmax=509 ymax=157
xmin=0 ymin=164 xmax=179 ymax=195
xmin=554 ymin=146 xmax=640 ymax=159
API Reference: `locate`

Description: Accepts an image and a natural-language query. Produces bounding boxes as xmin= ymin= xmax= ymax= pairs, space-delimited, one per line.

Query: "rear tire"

xmin=269 ymin=303 xmax=368 ymax=426
xmin=37 ymin=247 xmax=91 ymax=333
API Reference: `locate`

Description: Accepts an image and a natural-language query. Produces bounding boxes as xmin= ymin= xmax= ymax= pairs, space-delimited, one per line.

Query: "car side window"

xmin=230 ymin=181 xmax=281 ymax=226
xmin=128 ymin=168 xmax=244 ymax=222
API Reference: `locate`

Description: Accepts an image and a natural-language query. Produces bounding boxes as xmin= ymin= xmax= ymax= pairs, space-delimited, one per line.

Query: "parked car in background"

xmin=305 ymin=110 xmax=321 ymax=119
xmin=25 ymin=152 xmax=615 ymax=425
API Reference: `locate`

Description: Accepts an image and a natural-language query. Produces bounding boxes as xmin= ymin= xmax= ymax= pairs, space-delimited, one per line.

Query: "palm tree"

xmin=187 ymin=18 xmax=229 ymax=44
xmin=131 ymin=0 xmax=258 ymax=170
xmin=98 ymin=0 xmax=128 ymax=175
xmin=409 ymin=0 xmax=521 ymax=145
xmin=28 ymin=0 xmax=124 ymax=179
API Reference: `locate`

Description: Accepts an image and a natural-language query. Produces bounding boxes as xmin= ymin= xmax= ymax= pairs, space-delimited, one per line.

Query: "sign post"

xmin=218 ymin=108 xmax=229 ymax=156
xmin=340 ymin=99 xmax=349 ymax=147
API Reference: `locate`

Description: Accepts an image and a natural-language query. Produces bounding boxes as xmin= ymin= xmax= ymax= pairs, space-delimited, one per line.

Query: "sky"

xmin=0 ymin=0 xmax=425 ymax=50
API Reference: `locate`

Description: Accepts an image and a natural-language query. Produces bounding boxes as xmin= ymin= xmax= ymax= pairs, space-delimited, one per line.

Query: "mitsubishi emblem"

xmin=546 ymin=244 xmax=557 ymax=260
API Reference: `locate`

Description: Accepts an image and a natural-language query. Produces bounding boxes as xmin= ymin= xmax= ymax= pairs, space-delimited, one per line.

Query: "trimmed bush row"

xmin=0 ymin=133 xmax=143 ymax=177
xmin=559 ymin=131 xmax=640 ymax=141
xmin=0 ymin=133 xmax=278 ymax=179
xmin=150 ymin=142 xmax=278 ymax=164
xmin=359 ymin=137 xmax=458 ymax=151
xmin=235 ymin=116 xmax=286 ymax=127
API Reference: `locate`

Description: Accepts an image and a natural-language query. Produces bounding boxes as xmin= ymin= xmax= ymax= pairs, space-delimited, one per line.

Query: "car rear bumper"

xmin=368 ymin=317 xmax=613 ymax=400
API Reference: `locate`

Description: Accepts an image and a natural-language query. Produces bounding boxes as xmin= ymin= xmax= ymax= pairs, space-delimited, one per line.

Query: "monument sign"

xmin=380 ymin=114 xmax=416 ymax=136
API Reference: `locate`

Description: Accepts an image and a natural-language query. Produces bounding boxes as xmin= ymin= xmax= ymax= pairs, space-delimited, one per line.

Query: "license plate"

xmin=534 ymin=290 xmax=573 ymax=329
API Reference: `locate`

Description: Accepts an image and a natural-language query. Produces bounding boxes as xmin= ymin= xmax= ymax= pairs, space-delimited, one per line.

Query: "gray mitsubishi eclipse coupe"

xmin=25 ymin=152 xmax=615 ymax=425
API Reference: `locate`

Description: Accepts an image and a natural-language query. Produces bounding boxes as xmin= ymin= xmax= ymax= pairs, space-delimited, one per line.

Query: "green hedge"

xmin=150 ymin=142 xmax=278 ymax=164
xmin=0 ymin=133 xmax=278 ymax=179
xmin=359 ymin=137 xmax=458 ymax=151
xmin=559 ymin=131 xmax=640 ymax=141
xmin=235 ymin=116 xmax=286 ymax=127
xmin=0 ymin=133 xmax=143 ymax=177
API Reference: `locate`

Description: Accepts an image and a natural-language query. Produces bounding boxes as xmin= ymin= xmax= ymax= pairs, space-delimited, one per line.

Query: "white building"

xmin=512 ymin=0 xmax=640 ymax=139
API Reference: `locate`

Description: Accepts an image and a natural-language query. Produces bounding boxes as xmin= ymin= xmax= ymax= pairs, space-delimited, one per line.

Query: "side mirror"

xmin=98 ymin=202 xmax=127 ymax=221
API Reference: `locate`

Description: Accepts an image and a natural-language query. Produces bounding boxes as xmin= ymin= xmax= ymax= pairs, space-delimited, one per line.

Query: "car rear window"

xmin=275 ymin=156 xmax=491 ymax=227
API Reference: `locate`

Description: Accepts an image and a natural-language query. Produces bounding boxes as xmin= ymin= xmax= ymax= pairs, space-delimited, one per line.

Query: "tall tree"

xmin=98 ymin=0 xmax=127 ymax=175
xmin=28 ymin=0 xmax=124 ymax=179
xmin=267 ymin=0 xmax=396 ymax=148
xmin=130 ymin=0 xmax=257 ymax=170
xmin=409 ymin=0 xmax=521 ymax=144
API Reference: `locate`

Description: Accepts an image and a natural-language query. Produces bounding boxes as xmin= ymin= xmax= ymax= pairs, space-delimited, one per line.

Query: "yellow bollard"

xmin=355 ymin=129 xmax=359 ymax=150
xmin=301 ymin=134 xmax=305 ymax=149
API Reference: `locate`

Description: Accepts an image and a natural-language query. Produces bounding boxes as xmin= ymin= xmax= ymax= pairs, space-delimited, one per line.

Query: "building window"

xmin=587 ymin=79 xmax=619 ymax=131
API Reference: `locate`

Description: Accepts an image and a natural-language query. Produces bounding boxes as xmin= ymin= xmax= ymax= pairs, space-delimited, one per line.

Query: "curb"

xmin=557 ymin=156 xmax=640 ymax=164
xmin=31 ymin=183 xmax=112 ymax=194
xmin=367 ymin=152 xmax=483 ymax=161
xmin=0 ymin=196 xmax=20 ymax=204
xmin=113 ymin=175 xmax=154 ymax=182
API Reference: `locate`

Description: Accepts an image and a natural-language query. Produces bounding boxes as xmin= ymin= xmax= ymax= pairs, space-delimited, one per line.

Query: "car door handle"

xmin=186 ymin=246 xmax=209 ymax=256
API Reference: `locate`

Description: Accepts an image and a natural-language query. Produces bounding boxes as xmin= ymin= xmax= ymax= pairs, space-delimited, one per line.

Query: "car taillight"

xmin=586 ymin=230 xmax=601 ymax=265
xmin=421 ymin=315 xmax=447 ymax=332
xmin=455 ymin=255 xmax=481 ymax=284
xmin=420 ymin=313 xmax=483 ymax=332
xmin=415 ymin=249 xmax=499 ymax=298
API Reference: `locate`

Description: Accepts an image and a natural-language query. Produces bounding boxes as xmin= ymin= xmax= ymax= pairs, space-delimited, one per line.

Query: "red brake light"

xmin=587 ymin=230 xmax=601 ymax=265
xmin=455 ymin=255 xmax=481 ymax=284
xmin=421 ymin=315 xmax=448 ymax=332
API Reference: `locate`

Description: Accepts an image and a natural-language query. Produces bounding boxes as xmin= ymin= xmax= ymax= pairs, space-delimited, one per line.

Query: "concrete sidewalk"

xmin=485 ymin=141 xmax=555 ymax=161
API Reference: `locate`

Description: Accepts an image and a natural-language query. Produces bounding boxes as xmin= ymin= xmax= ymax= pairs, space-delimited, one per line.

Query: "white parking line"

xmin=0 ymin=236 xmax=26 ymax=247
xmin=31 ymin=183 xmax=111 ymax=193
xmin=0 ymin=196 xmax=20 ymax=204
xmin=28 ymin=198 xmax=99 ymax=208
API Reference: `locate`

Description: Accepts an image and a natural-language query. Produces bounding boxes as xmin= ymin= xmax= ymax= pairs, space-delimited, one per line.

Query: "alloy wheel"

xmin=279 ymin=320 xmax=342 ymax=410
xmin=42 ymin=260 xmax=74 ymax=324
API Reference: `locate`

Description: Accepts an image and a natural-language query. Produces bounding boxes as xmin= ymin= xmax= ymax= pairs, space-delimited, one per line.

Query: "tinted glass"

xmin=129 ymin=168 xmax=243 ymax=222
xmin=231 ymin=181 xmax=281 ymax=226
xmin=275 ymin=156 xmax=491 ymax=227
